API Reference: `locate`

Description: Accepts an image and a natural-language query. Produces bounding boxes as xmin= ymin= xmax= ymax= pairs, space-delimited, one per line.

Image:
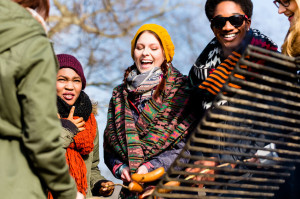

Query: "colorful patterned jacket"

xmin=103 ymin=66 xmax=197 ymax=174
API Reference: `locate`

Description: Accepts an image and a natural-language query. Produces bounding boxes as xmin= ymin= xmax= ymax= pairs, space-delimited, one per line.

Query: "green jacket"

xmin=0 ymin=1 xmax=77 ymax=199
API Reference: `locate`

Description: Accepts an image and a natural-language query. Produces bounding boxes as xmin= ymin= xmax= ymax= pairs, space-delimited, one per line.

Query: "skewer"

xmin=105 ymin=183 xmax=127 ymax=189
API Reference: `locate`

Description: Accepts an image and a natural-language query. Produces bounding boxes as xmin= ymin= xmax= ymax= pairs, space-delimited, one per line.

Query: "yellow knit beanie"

xmin=131 ymin=24 xmax=175 ymax=63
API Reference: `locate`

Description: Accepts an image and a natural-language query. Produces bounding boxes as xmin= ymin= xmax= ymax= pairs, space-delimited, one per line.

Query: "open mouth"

xmin=141 ymin=60 xmax=153 ymax=65
xmin=224 ymin=33 xmax=237 ymax=38
xmin=288 ymin=14 xmax=294 ymax=22
xmin=221 ymin=32 xmax=239 ymax=42
xmin=63 ymin=93 xmax=75 ymax=100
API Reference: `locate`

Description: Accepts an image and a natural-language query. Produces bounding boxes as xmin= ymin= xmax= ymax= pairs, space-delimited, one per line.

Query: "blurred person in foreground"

xmin=103 ymin=24 xmax=197 ymax=198
xmin=0 ymin=0 xmax=79 ymax=198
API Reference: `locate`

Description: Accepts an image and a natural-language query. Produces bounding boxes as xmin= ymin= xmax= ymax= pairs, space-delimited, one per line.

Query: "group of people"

xmin=1 ymin=0 xmax=299 ymax=199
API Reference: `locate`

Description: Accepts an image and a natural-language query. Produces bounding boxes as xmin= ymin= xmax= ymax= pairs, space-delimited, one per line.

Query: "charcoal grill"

xmin=150 ymin=45 xmax=300 ymax=198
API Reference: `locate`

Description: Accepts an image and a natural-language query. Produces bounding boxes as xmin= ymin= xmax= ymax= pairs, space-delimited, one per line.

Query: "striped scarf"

xmin=189 ymin=29 xmax=278 ymax=107
xmin=127 ymin=67 xmax=162 ymax=112
xmin=104 ymin=66 xmax=196 ymax=173
xmin=127 ymin=67 xmax=162 ymax=94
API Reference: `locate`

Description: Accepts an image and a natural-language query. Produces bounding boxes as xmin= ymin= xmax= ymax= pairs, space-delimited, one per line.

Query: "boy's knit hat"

xmin=131 ymin=24 xmax=175 ymax=63
xmin=56 ymin=54 xmax=86 ymax=89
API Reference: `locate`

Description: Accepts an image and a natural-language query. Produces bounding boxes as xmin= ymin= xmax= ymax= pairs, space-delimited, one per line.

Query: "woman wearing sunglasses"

xmin=189 ymin=0 xmax=278 ymax=94
xmin=272 ymin=1 xmax=300 ymax=198
xmin=186 ymin=0 xmax=279 ymax=196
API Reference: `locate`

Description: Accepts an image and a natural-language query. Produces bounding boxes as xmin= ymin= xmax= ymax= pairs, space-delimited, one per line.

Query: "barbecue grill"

xmin=150 ymin=45 xmax=300 ymax=198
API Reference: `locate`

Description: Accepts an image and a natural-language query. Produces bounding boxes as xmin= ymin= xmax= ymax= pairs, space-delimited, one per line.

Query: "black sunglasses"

xmin=273 ymin=0 xmax=290 ymax=8
xmin=210 ymin=14 xmax=249 ymax=29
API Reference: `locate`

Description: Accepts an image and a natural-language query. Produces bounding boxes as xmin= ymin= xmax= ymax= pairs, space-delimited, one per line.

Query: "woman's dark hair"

xmin=205 ymin=0 xmax=253 ymax=20
xmin=123 ymin=30 xmax=169 ymax=100
xmin=13 ymin=0 xmax=50 ymax=19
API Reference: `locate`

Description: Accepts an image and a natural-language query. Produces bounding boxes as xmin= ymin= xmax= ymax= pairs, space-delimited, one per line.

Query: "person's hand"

xmin=67 ymin=106 xmax=85 ymax=131
xmin=136 ymin=165 xmax=148 ymax=174
xmin=75 ymin=191 xmax=85 ymax=199
xmin=247 ymin=156 xmax=261 ymax=168
xmin=121 ymin=166 xmax=131 ymax=183
xmin=248 ymin=157 xmax=260 ymax=163
xmin=99 ymin=181 xmax=114 ymax=196
xmin=185 ymin=159 xmax=217 ymax=187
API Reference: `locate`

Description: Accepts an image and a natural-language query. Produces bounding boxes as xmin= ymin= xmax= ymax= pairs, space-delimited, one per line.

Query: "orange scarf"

xmin=48 ymin=113 xmax=97 ymax=198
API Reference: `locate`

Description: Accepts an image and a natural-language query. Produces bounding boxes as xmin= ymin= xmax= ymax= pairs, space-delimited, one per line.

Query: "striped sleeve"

xmin=198 ymin=51 xmax=247 ymax=95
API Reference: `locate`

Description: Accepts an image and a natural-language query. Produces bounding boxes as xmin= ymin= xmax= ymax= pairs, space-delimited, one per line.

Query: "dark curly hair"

xmin=205 ymin=0 xmax=253 ymax=20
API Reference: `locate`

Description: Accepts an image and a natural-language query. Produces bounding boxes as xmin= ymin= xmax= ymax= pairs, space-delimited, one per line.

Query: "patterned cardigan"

xmin=103 ymin=66 xmax=197 ymax=173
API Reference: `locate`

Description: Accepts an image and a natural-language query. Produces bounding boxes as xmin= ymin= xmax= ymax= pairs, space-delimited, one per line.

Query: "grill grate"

xmin=150 ymin=45 xmax=300 ymax=198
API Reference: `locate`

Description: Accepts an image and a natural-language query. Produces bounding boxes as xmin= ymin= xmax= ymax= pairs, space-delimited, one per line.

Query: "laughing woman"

xmin=275 ymin=0 xmax=300 ymax=56
xmin=103 ymin=24 xmax=197 ymax=198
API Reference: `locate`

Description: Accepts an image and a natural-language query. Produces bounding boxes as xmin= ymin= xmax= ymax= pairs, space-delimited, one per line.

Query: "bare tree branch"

xmin=49 ymin=0 xmax=204 ymax=90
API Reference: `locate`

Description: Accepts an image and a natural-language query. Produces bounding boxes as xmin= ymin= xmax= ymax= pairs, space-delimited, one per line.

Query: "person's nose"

xmin=65 ymin=80 xmax=74 ymax=90
xmin=142 ymin=47 xmax=150 ymax=56
xmin=278 ymin=3 xmax=286 ymax=14
xmin=222 ymin=20 xmax=235 ymax=31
